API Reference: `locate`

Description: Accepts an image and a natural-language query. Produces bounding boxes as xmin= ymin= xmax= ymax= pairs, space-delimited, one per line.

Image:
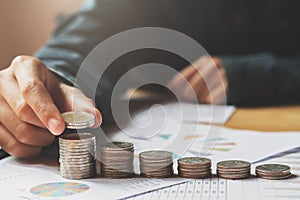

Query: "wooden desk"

xmin=225 ymin=106 xmax=300 ymax=132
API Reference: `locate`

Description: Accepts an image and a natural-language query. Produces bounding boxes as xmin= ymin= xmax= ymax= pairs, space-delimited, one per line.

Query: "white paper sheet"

xmin=131 ymin=102 xmax=235 ymax=125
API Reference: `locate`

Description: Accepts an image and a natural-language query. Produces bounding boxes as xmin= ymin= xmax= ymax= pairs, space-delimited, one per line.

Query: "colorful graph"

xmin=186 ymin=135 xmax=236 ymax=156
xmin=184 ymin=134 xmax=203 ymax=140
xmin=30 ymin=182 xmax=89 ymax=197
xmin=158 ymin=134 xmax=171 ymax=140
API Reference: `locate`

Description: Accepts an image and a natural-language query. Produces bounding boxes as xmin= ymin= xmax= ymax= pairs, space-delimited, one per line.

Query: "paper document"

xmin=1 ymin=122 xmax=300 ymax=199
xmin=131 ymin=102 xmax=235 ymax=125
xmin=109 ymin=123 xmax=300 ymax=168
xmin=0 ymin=157 xmax=187 ymax=200
xmin=126 ymin=149 xmax=300 ymax=200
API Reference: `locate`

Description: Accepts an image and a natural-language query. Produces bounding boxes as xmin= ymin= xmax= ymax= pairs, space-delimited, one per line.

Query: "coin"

xmin=256 ymin=164 xmax=290 ymax=174
xmin=62 ymin=111 xmax=95 ymax=129
xmin=255 ymin=164 xmax=292 ymax=180
xmin=139 ymin=150 xmax=173 ymax=160
xmin=59 ymin=133 xmax=95 ymax=141
xmin=217 ymin=160 xmax=251 ymax=169
xmin=178 ymin=157 xmax=211 ymax=166
xmin=217 ymin=160 xmax=251 ymax=180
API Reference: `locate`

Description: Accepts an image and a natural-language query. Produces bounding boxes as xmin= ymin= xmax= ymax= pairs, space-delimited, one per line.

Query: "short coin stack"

xmin=100 ymin=142 xmax=134 ymax=178
xmin=178 ymin=157 xmax=211 ymax=179
xmin=139 ymin=150 xmax=173 ymax=178
xmin=255 ymin=164 xmax=292 ymax=180
xmin=59 ymin=133 xmax=96 ymax=179
xmin=217 ymin=160 xmax=251 ymax=180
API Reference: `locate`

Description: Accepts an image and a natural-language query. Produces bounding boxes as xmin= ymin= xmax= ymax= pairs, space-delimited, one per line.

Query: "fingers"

xmin=182 ymin=66 xmax=207 ymax=101
xmin=205 ymin=83 xmax=227 ymax=104
xmin=0 ymin=124 xmax=41 ymax=158
xmin=168 ymin=64 xmax=196 ymax=90
xmin=168 ymin=56 xmax=228 ymax=104
xmin=0 ymin=100 xmax=55 ymax=147
xmin=12 ymin=56 xmax=65 ymax=135
xmin=52 ymin=83 xmax=102 ymax=128
xmin=192 ymin=61 xmax=222 ymax=101
xmin=168 ymin=56 xmax=208 ymax=91
xmin=0 ymin=73 xmax=45 ymax=128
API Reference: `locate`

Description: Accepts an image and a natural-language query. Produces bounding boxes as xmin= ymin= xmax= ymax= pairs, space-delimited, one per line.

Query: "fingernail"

xmin=95 ymin=108 xmax=102 ymax=126
xmin=48 ymin=118 xmax=61 ymax=135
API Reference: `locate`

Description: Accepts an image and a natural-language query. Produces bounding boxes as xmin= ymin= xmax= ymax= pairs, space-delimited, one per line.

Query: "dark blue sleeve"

xmin=35 ymin=0 xmax=138 ymax=122
xmin=221 ymin=53 xmax=300 ymax=106
xmin=36 ymin=0 xmax=123 ymax=84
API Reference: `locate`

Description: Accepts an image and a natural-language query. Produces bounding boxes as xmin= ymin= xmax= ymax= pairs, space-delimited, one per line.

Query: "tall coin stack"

xmin=59 ymin=133 xmax=96 ymax=179
xmin=100 ymin=142 xmax=134 ymax=178
xmin=217 ymin=160 xmax=251 ymax=180
xmin=59 ymin=111 xmax=96 ymax=179
xmin=139 ymin=150 xmax=173 ymax=178
xmin=178 ymin=157 xmax=211 ymax=179
xmin=255 ymin=164 xmax=292 ymax=180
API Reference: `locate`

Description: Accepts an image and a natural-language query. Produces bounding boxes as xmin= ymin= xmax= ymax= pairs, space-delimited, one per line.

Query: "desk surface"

xmin=225 ymin=106 xmax=300 ymax=132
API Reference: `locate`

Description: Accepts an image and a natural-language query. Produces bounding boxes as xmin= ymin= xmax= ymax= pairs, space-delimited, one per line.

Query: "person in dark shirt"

xmin=0 ymin=0 xmax=299 ymax=157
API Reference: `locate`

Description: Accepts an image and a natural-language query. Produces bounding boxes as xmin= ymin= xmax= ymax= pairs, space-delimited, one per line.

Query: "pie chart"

xmin=30 ymin=182 xmax=89 ymax=197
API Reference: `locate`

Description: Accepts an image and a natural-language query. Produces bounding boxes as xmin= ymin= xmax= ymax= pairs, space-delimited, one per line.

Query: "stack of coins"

xmin=178 ymin=157 xmax=211 ymax=179
xmin=139 ymin=150 xmax=173 ymax=178
xmin=100 ymin=142 xmax=134 ymax=178
xmin=59 ymin=133 xmax=96 ymax=179
xmin=256 ymin=164 xmax=292 ymax=180
xmin=217 ymin=160 xmax=251 ymax=180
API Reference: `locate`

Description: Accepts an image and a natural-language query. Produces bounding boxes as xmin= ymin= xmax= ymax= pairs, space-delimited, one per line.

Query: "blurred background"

xmin=0 ymin=0 xmax=83 ymax=70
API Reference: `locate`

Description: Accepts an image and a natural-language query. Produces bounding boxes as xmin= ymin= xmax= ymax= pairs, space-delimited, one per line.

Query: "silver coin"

xmin=218 ymin=174 xmax=250 ymax=180
xmin=217 ymin=168 xmax=251 ymax=173
xmin=100 ymin=142 xmax=134 ymax=151
xmin=62 ymin=111 xmax=95 ymax=129
xmin=256 ymin=173 xmax=292 ymax=180
xmin=178 ymin=157 xmax=211 ymax=166
xmin=139 ymin=150 xmax=173 ymax=160
xmin=179 ymin=167 xmax=211 ymax=173
xmin=255 ymin=164 xmax=290 ymax=174
xmin=60 ymin=169 xmax=96 ymax=175
xmin=61 ymin=173 xmax=96 ymax=180
xmin=217 ymin=160 xmax=251 ymax=169
xmin=60 ymin=165 xmax=96 ymax=171
xmin=59 ymin=142 xmax=95 ymax=148
xmin=59 ymin=153 xmax=94 ymax=158
xmin=141 ymin=172 xmax=173 ymax=178
xmin=59 ymin=133 xmax=95 ymax=142
xmin=179 ymin=171 xmax=211 ymax=179
xmin=101 ymin=172 xmax=134 ymax=179
xmin=61 ymin=169 xmax=96 ymax=175
xmin=60 ymin=161 xmax=95 ymax=166
xmin=59 ymin=147 xmax=95 ymax=152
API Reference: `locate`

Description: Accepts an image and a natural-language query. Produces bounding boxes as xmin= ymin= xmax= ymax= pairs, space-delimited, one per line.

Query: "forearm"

xmin=35 ymin=0 xmax=104 ymax=85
